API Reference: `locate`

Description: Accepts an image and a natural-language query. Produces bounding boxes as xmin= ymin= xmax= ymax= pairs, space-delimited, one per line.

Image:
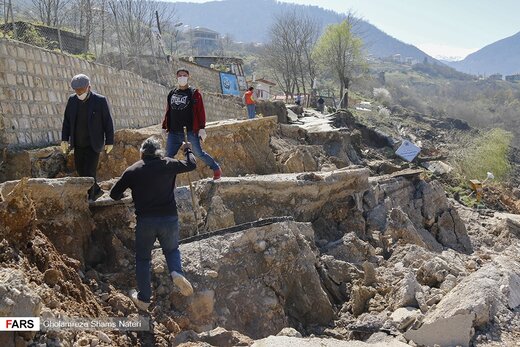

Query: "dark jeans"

xmin=166 ymin=131 xmax=219 ymax=171
xmin=74 ymin=145 xmax=101 ymax=197
xmin=135 ymin=215 xmax=183 ymax=303
xmin=246 ymin=104 xmax=256 ymax=119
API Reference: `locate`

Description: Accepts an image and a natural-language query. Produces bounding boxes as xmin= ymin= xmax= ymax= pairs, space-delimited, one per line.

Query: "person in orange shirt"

xmin=243 ymin=86 xmax=256 ymax=119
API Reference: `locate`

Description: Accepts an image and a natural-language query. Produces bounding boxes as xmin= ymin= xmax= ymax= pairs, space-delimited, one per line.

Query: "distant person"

xmin=61 ymin=74 xmax=114 ymax=202
xmin=243 ymin=86 xmax=256 ymax=119
xmin=162 ymin=68 xmax=222 ymax=180
xmin=295 ymin=93 xmax=302 ymax=106
xmin=110 ymin=137 xmax=196 ymax=310
xmin=317 ymin=96 xmax=325 ymax=113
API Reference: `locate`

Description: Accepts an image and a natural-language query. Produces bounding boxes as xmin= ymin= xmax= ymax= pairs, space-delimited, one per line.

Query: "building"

xmin=505 ymin=74 xmax=520 ymax=83
xmin=487 ymin=74 xmax=503 ymax=81
xmin=247 ymin=78 xmax=276 ymax=100
xmin=186 ymin=27 xmax=219 ymax=55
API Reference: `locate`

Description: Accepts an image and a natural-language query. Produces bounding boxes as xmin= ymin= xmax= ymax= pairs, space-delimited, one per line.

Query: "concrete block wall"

xmin=0 ymin=39 xmax=251 ymax=150
xmin=172 ymin=59 xmax=222 ymax=94
xmin=204 ymin=92 xmax=245 ymax=121
xmin=0 ymin=39 xmax=168 ymax=149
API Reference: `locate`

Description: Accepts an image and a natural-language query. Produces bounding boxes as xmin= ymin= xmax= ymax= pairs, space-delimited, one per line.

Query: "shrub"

xmin=373 ymin=87 xmax=391 ymax=105
xmin=378 ymin=106 xmax=391 ymax=117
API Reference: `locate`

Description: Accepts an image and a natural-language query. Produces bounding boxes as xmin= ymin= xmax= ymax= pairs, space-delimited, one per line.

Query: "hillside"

xmin=168 ymin=0 xmax=436 ymax=61
xmin=446 ymin=31 xmax=520 ymax=76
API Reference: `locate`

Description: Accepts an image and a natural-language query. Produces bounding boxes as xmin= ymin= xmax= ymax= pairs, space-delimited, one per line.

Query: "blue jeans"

xmin=166 ymin=131 xmax=219 ymax=171
xmin=135 ymin=215 xmax=182 ymax=303
xmin=247 ymin=104 xmax=256 ymax=119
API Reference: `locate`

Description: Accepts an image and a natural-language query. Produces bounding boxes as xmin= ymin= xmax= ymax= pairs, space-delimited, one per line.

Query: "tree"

xmin=313 ymin=16 xmax=365 ymax=108
xmin=261 ymin=10 xmax=320 ymax=102
xmin=31 ymin=0 xmax=70 ymax=26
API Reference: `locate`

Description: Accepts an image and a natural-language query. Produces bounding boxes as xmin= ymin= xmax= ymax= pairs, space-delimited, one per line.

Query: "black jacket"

xmin=109 ymin=150 xmax=196 ymax=217
xmin=61 ymin=91 xmax=115 ymax=153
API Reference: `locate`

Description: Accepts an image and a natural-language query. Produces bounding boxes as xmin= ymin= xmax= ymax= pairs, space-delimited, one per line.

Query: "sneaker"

xmin=213 ymin=168 xmax=222 ymax=180
xmin=129 ymin=289 xmax=150 ymax=311
xmin=171 ymin=271 xmax=194 ymax=296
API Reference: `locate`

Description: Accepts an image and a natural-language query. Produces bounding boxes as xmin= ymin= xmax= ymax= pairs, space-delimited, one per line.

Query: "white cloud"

xmin=416 ymin=43 xmax=479 ymax=61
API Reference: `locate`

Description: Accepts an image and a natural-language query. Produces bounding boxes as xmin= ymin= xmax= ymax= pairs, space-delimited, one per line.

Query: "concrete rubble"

xmin=0 ymin=110 xmax=519 ymax=346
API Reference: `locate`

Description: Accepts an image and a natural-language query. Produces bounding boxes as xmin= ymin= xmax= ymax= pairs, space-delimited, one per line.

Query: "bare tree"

xmin=261 ymin=10 xmax=321 ymax=101
xmin=31 ymin=0 xmax=70 ymax=26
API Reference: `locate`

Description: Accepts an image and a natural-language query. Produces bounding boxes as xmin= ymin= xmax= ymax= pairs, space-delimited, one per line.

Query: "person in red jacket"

xmin=243 ymin=86 xmax=256 ymax=119
xmin=162 ymin=68 xmax=221 ymax=180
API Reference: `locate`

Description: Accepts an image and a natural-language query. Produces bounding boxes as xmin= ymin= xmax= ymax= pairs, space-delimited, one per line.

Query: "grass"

xmin=451 ymin=128 xmax=513 ymax=182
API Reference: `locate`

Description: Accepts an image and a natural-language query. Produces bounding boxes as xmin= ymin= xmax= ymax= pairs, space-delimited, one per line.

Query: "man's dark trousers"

xmin=74 ymin=145 xmax=101 ymax=198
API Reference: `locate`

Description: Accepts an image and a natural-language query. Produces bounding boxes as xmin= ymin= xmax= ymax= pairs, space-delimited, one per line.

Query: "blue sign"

xmin=219 ymin=72 xmax=240 ymax=96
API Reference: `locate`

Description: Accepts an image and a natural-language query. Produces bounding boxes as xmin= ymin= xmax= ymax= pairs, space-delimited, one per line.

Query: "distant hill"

xmin=445 ymin=31 xmax=520 ymax=76
xmin=169 ymin=0 xmax=436 ymax=61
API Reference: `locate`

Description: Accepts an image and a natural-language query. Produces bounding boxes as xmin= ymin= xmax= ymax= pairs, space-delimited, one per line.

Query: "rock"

xmin=205 ymin=196 xmax=235 ymax=231
xmin=385 ymin=208 xmax=442 ymax=252
xmin=77 ymin=337 xmax=90 ymax=346
xmin=390 ymin=307 xmax=422 ymax=331
xmin=350 ymin=285 xmax=376 ymax=316
xmin=417 ymin=257 xmax=455 ymax=287
xmin=187 ymin=290 xmax=215 ymax=324
xmin=392 ymin=272 xmax=421 ymax=309
xmin=107 ymin=293 xmax=134 ymax=315
xmin=431 ymin=209 xmax=473 ymax=254
xmin=199 ymin=327 xmax=254 ymax=346
xmin=96 ymin=332 xmax=111 ymax=344
xmin=175 ymin=221 xmax=335 ymax=338
xmin=172 ymin=330 xmax=200 ymax=346
xmin=421 ymin=161 xmax=453 ymax=175
xmin=89 ymin=338 xmax=99 ymax=347
xmin=324 ymin=232 xmax=376 ymax=264
xmin=43 ymin=269 xmax=61 ymax=286
xmin=362 ymin=261 xmax=377 ymax=287
xmin=0 ymin=269 xmax=42 ymax=317
xmin=276 ymin=327 xmax=302 ymax=338
xmin=440 ymin=274 xmax=457 ymax=293
xmin=404 ymin=313 xmax=474 ymax=347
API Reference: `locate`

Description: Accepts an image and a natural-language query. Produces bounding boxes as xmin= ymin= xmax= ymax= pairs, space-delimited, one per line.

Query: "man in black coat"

xmin=61 ymin=74 xmax=115 ymax=201
xmin=110 ymin=137 xmax=196 ymax=310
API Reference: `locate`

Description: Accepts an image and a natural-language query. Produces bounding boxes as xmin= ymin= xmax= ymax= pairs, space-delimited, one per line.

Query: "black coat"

xmin=61 ymin=91 xmax=115 ymax=153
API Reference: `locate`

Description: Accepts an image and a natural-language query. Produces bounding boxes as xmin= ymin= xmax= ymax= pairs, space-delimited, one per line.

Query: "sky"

xmin=168 ymin=0 xmax=520 ymax=61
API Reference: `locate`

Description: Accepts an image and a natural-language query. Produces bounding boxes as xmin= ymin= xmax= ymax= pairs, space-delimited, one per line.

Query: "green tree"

xmin=313 ymin=17 xmax=365 ymax=108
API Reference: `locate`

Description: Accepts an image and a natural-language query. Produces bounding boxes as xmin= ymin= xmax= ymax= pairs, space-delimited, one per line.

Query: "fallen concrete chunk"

xmin=252 ymin=335 xmax=409 ymax=347
xmin=404 ymin=313 xmax=474 ymax=347
xmin=390 ymin=307 xmax=422 ymax=331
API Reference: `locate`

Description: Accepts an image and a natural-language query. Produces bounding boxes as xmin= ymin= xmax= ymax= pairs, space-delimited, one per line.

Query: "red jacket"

xmin=162 ymin=87 xmax=206 ymax=132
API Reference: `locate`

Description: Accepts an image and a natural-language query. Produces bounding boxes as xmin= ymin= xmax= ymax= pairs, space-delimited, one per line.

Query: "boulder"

xmin=385 ymin=208 xmax=442 ymax=252
xmin=392 ymin=271 xmax=421 ymax=309
xmin=164 ymin=221 xmax=335 ymax=338
xmin=198 ymin=327 xmax=253 ymax=346
xmin=404 ymin=313 xmax=474 ymax=347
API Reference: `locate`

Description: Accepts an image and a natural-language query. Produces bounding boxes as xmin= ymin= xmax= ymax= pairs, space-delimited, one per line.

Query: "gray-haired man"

xmin=61 ymin=74 xmax=114 ymax=201
xmin=110 ymin=137 xmax=196 ymax=310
